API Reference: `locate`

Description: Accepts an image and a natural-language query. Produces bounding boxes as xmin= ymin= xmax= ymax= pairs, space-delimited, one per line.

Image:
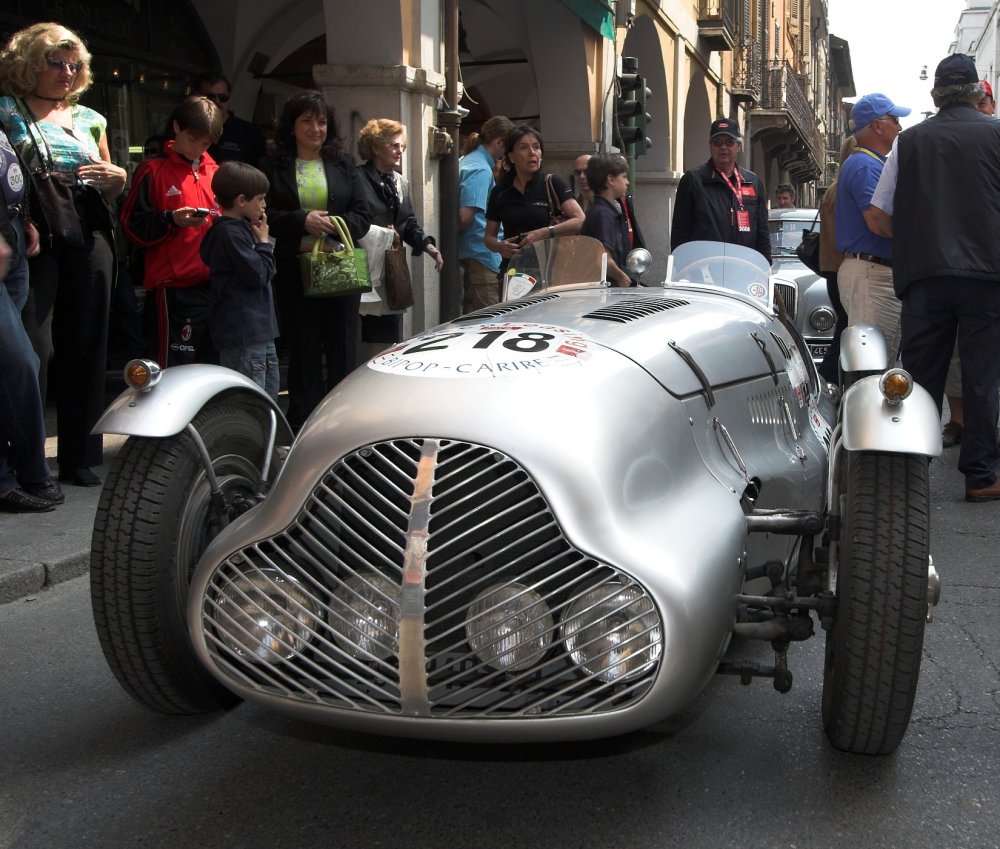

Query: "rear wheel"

xmin=91 ymin=403 xmax=271 ymax=714
xmin=822 ymin=450 xmax=930 ymax=754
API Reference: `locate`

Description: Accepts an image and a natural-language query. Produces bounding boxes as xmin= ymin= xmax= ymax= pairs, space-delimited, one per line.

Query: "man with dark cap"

xmin=869 ymin=54 xmax=1000 ymax=502
xmin=834 ymin=92 xmax=910 ymax=363
xmin=670 ymin=117 xmax=770 ymax=262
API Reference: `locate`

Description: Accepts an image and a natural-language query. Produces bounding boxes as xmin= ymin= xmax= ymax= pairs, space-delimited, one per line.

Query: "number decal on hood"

xmin=368 ymin=323 xmax=593 ymax=379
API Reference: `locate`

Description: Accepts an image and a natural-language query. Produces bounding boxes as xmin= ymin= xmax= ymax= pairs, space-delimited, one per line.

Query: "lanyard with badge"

xmin=717 ymin=166 xmax=751 ymax=232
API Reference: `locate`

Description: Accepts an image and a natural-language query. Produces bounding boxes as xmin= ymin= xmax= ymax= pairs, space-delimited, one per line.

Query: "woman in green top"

xmin=263 ymin=91 xmax=371 ymax=432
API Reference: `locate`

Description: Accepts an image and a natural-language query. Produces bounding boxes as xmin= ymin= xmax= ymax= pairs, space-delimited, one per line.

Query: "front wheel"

xmin=91 ymin=402 xmax=273 ymax=714
xmin=822 ymin=450 xmax=930 ymax=754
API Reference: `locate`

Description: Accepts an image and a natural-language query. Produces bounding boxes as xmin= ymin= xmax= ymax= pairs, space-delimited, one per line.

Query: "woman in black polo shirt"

xmin=484 ymin=126 xmax=584 ymax=285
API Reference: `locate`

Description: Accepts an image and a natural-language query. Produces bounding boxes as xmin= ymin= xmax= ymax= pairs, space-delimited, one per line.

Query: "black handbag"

xmin=795 ymin=211 xmax=822 ymax=275
xmin=16 ymin=99 xmax=114 ymax=251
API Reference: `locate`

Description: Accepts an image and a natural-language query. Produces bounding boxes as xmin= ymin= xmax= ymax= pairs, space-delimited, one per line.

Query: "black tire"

xmin=822 ymin=450 xmax=930 ymax=754
xmin=91 ymin=402 xmax=271 ymax=714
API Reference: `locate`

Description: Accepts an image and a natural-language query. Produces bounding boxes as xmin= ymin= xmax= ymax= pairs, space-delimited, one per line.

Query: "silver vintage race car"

xmin=90 ymin=237 xmax=942 ymax=755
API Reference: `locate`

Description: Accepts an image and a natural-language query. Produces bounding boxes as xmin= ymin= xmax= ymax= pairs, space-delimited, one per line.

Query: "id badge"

xmin=736 ymin=209 xmax=751 ymax=232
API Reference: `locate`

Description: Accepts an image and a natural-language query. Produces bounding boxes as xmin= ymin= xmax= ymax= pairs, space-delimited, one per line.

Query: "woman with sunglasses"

xmin=0 ymin=22 xmax=127 ymax=488
xmin=356 ymin=118 xmax=442 ymax=349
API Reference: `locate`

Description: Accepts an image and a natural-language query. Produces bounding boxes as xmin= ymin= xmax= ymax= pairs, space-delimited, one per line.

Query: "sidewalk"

xmin=0 ymin=429 xmax=126 ymax=605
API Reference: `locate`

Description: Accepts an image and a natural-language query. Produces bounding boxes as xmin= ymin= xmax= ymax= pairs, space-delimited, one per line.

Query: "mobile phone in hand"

xmin=192 ymin=208 xmax=210 ymax=217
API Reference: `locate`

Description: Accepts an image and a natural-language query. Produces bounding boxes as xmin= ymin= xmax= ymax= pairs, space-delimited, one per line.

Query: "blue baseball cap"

xmin=849 ymin=93 xmax=911 ymax=131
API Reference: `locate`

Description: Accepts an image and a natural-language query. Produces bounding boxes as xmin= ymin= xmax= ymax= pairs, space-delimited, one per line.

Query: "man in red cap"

xmin=670 ymin=117 xmax=771 ymax=262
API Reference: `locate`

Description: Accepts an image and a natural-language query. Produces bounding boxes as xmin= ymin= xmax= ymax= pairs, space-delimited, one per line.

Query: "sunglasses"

xmin=46 ymin=57 xmax=83 ymax=74
xmin=202 ymin=92 xmax=231 ymax=104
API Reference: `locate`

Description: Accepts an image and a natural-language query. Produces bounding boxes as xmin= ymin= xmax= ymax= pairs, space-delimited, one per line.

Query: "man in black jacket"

xmin=670 ymin=117 xmax=771 ymax=263
xmin=872 ymin=54 xmax=1000 ymax=502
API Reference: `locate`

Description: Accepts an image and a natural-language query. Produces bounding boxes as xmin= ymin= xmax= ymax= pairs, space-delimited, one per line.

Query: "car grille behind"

xmin=199 ymin=439 xmax=661 ymax=720
xmin=773 ymin=281 xmax=797 ymax=320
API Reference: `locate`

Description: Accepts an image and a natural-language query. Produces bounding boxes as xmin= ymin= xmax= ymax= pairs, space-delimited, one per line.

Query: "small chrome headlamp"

xmin=879 ymin=368 xmax=913 ymax=405
xmin=123 ymin=358 xmax=162 ymax=391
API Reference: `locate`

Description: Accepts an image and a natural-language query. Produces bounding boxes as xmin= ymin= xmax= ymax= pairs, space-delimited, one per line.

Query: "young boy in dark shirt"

xmin=579 ymin=153 xmax=634 ymax=287
xmin=200 ymin=161 xmax=279 ymax=399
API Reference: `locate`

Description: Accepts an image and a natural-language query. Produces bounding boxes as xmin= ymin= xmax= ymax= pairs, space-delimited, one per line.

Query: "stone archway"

xmin=682 ymin=70 xmax=714 ymax=172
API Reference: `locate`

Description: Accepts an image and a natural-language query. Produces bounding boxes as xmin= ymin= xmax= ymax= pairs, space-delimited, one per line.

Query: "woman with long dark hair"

xmin=484 ymin=125 xmax=584 ymax=284
xmin=262 ymin=91 xmax=371 ymax=431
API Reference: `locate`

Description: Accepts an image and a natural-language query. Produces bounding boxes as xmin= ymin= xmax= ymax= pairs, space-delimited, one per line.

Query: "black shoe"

xmin=20 ymin=478 xmax=65 ymax=504
xmin=0 ymin=488 xmax=56 ymax=513
xmin=58 ymin=467 xmax=101 ymax=487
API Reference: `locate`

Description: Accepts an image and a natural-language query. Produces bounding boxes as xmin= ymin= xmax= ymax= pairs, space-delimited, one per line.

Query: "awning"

xmin=560 ymin=0 xmax=616 ymax=41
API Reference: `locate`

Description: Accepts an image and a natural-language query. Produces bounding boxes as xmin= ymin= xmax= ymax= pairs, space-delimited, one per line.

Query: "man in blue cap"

xmin=870 ymin=54 xmax=1000 ymax=502
xmin=835 ymin=92 xmax=911 ymax=364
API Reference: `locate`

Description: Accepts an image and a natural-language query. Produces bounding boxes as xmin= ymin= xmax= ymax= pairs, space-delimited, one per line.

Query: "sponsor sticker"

xmin=368 ymin=323 xmax=592 ymax=379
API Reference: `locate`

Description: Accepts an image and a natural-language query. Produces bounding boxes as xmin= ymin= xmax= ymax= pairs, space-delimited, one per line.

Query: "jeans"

xmin=220 ymin=341 xmax=280 ymax=401
xmin=0 ymin=218 xmax=50 ymax=491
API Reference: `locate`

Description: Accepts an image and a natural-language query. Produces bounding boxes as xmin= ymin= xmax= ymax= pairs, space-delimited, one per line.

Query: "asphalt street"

xmin=0 ymin=447 xmax=998 ymax=849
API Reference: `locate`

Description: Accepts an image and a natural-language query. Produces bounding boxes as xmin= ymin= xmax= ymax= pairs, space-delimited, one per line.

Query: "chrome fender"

xmin=840 ymin=375 xmax=942 ymax=457
xmin=93 ymin=364 xmax=292 ymax=440
xmin=839 ymin=324 xmax=889 ymax=374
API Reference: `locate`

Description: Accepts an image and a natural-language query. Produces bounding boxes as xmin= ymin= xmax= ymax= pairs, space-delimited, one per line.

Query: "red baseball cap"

xmin=982 ymin=79 xmax=994 ymax=99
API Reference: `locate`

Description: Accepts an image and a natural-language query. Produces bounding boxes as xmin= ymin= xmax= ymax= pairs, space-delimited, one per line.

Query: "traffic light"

xmin=616 ymin=56 xmax=652 ymax=156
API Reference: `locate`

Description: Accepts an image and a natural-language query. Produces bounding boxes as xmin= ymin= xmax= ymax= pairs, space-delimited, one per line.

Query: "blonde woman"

xmin=356 ymin=118 xmax=442 ymax=346
xmin=0 ymin=22 xmax=127 ymax=487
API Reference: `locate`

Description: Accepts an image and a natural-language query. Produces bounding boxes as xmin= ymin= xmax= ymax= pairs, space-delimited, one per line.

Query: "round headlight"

xmin=562 ymin=581 xmax=661 ymax=683
xmin=809 ymin=306 xmax=836 ymax=332
xmin=329 ymin=572 xmax=400 ymax=661
xmin=216 ymin=568 xmax=320 ymax=663
xmin=465 ymin=583 xmax=554 ymax=672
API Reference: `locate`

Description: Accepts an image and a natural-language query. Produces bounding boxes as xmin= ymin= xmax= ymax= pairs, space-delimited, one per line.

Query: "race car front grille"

xmin=200 ymin=439 xmax=661 ymax=720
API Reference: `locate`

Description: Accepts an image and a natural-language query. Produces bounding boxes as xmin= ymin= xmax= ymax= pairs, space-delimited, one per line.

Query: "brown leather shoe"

xmin=942 ymin=421 xmax=963 ymax=448
xmin=965 ymin=478 xmax=1000 ymax=502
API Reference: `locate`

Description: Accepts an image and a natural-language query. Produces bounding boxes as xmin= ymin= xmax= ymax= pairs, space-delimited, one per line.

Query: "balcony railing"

xmin=760 ymin=61 xmax=824 ymax=164
xmin=732 ymin=38 xmax=762 ymax=102
xmin=697 ymin=0 xmax=736 ymax=52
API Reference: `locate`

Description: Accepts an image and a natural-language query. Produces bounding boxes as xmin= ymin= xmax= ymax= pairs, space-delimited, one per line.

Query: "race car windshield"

xmin=667 ymin=241 xmax=773 ymax=309
xmin=503 ymin=235 xmax=608 ymax=300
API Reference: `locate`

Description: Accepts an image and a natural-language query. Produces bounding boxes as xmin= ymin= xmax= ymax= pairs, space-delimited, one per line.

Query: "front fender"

xmin=839 ymin=324 xmax=889 ymax=374
xmin=841 ymin=375 xmax=942 ymax=457
xmin=93 ymin=364 xmax=293 ymax=441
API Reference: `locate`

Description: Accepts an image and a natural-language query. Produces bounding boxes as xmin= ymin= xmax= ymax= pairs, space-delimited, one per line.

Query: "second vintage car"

xmin=89 ymin=238 xmax=941 ymax=755
xmin=768 ymin=207 xmax=839 ymax=366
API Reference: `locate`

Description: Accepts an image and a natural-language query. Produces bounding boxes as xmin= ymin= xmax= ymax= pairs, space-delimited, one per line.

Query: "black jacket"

xmin=670 ymin=159 xmax=771 ymax=262
xmin=199 ymin=215 xmax=277 ymax=348
xmin=358 ymin=161 xmax=434 ymax=254
xmin=893 ymin=102 xmax=1000 ymax=294
xmin=261 ymin=151 xmax=371 ymax=261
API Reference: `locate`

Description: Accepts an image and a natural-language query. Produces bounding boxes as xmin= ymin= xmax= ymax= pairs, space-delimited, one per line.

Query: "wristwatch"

xmin=548 ymin=225 xmax=556 ymax=238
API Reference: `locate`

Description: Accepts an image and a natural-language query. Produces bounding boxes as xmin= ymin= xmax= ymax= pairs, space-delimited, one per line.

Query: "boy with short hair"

xmin=120 ymin=95 xmax=225 ymax=366
xmin=580 ymin=153 xmax=634 ymax=287
xmin=199 ymin=161 xmax=279 ymax=399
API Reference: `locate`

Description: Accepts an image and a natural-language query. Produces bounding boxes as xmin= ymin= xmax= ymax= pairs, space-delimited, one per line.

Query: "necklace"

xmin=31 ymin=93 xmax=65 ymax=103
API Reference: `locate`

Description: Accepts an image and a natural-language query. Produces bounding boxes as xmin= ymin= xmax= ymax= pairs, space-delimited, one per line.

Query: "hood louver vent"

xmin=453 ymin=294 xmax=560 ymax=322
xmin=584 ymin=297 xmax=690 ymax=323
